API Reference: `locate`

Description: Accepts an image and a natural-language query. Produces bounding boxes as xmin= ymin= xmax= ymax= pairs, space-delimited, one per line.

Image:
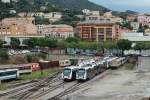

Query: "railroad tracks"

xmin=0 ymin=69 xmax=112 ymax=100
xmin=48 ymin=82 xmax=82 ymax=100
xmin=48 ymin=69 xmax=112 ymax=100
xmin=29 ymin=81 xmax=65 ymax=99
xmin=0 ymin=71 xmax=62 ymax=99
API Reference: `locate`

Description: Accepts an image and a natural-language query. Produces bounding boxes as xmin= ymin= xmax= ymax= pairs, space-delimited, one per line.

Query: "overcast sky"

xmin=89 ymin=0 xmax=150 ymax=13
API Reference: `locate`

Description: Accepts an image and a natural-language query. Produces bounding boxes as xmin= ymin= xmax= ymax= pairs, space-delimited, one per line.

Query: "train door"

xmin=72 ymin=69 xmax=77 ymax=80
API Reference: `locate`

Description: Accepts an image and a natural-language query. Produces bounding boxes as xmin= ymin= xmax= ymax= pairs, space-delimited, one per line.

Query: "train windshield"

xmin=63 ymin=69 xmax=71 ymax=76
xmin=78 ymin=69 xmax=85 ymax=76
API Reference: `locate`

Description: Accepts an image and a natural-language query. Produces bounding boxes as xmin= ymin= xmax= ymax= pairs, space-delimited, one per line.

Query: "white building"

xmin=1 ymin=0 xmax=10 ymax=3
xmin=104 ymin=11 xmax=113 ymax=18
xmin=82 ymin=9 xmax=91 ymax=15
xmin=121 ymin=32 xmax=150 ymax=41
xmin=37 ymin=24 xmax=74 ymax=39
xmin=130 ymin=22 xmax=139 ymax=32
xmin=18 ymin=12 xmax=44 ymax=17
xmin=43 ymin=12 xmax=62 ymax=22
xmin=82 ymin=9 xmax=100 ymax=16
xmin=86 ymin=14 xmax=111 ymax=21
xmin=138 ymin=15 xmax=150 ymax=26
xmin=9 ymin=10 xmax=16 ymax=14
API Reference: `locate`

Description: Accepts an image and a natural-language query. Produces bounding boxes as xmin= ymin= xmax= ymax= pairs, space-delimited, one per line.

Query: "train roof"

xmin=0 ymin=65 xmax=20 ymax=70
xmin=39 ymin=60 xmax=49 ymax=63
xmin=106 ymin=57 xmax=118 ymax=62
xmin=0 ymin=63 xmax=37 ymax=70
xmin=79 ymin=67 xmax=92 ymax=70
xmin=0 ymin=68 xmax=18 ymax=73
xmin=64 ymin=66 xmax=79 ymax=70
xmin=82 ymin=64 xmax=93 ymax=68
xmin=116 ymin=57 xmax=125 ymax=61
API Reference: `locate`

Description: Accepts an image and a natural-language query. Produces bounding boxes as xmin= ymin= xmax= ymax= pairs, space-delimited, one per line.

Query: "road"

xmin=137 ymin=56 xmax=150 ymax=72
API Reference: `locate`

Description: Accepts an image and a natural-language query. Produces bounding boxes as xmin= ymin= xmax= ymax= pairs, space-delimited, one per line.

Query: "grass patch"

xmin=0 ymin=68 xmax=62 ymax=90
xmin=122 ymin=63 xmax=136 ymax=70
xmin=20 ymin=68 xmax=60 ymax=80
xmin=122 ymin=57 xmax=137 ymax=70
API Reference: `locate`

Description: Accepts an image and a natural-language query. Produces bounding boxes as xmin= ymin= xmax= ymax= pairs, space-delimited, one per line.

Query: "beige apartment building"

xmin=0 ymin=17 xmax=38 ymax=39
xmin=77 ymin=20 xmax=121 ymax=42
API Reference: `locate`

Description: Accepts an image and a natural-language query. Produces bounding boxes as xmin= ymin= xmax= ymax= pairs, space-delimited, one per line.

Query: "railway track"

xmin=47 ymin=69 xmax=112 ymax=100
xmin=11 ymin=71 xmax=62 ymax=100
xmin=0 ymin=71 xmax=62 ymax=99
xmin=29 ymin=81 xmax=65 ymax=99
xmin=48 ymin=82 xmax=82 ymax=100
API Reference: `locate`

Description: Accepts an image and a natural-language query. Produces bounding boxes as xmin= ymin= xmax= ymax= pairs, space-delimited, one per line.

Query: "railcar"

xmin=59 ymin=60 xmax=71 ymax=67
xmin=62 ymin=66 xmax=80 ymax=81
xmin=95 ymin=60 xmax=106 ymax=73
xmin=104 ymin=57 xmax=119 ymax=68
xmin=17 ymin=64 xmax=32 ymax=75
xmin=76 ymin=66 xmax=95 ymax=81
xmin=0 ymin=69 xmax=19 ymax=81
xmin=110 ymin=57 xmax=127 ymax=69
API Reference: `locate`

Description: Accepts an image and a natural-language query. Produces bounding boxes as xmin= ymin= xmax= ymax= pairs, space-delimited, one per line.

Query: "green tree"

xmin=0 ymin=49 xmax=9 ymax=62
xmin=103 ymin=41 xmax=117 ymax=49
xmin=87 ymin=42 xmax=102 ymax=51
xmin=23 ymin=38 xmax=58 ymax=48
xmin=35 ymin=17 xmax=50 ymax=25
xmin=0 ymin=39 xmax=5 ymax=48
xmin=23 ymin=38 xmax=38 ymax=48
xmin=10 ymin=37 xmax=20 ymax=49
xmin=65 ymin=37 xmax=80 ymax=43
xmin=26 ymin=54 xmax=32 ymax=63
xmin=57 ymin=41 xmax=68 ymax=49
xmin=144 ymin=42 xmax=150 ymax=50
xmin=133 ymin=42 xmax=145 ymax=52
xmin=117 ymin=39 xmax=132 ymax=56
xmin=138 ymin=24 xmax=145 ymax=33
xmin=121 ymin=21 xmax=133 ymax=30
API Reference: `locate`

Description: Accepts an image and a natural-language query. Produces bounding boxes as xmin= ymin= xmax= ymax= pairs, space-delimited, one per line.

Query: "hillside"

xmin=47 ymin=0 xmax=109 ymax=11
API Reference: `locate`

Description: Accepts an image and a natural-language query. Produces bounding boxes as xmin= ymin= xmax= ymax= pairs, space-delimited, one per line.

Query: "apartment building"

xmin=37 ymin=24 xmax=74 ymax=39
xmin=138 ymin=15 xmax=150 ymax=26
xmin=1 ymin=17 xmax=35 ymax=25
xmin=86 ymin=11 xmax=123 ymax=23
xmin=77 ymin=20 xmax=121 ymax=42
xmin=103 ymin=11 xmax=123 ymax=23
xmin=0 ymin=17 xmax=38 ymax=38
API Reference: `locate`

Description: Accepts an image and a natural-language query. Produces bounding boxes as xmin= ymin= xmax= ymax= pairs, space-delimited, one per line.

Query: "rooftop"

xmin=78 ymin=20 xmax=114 ymax=25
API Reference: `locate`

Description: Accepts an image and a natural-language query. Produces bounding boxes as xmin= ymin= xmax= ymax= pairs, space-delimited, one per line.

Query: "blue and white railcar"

xmin=76 ymin=64 xmax=95 ymax=81
xmin=62 ymin=66 xmax=80 ymax=81
xmin=0 ymin=69 xmax=19 ymax=81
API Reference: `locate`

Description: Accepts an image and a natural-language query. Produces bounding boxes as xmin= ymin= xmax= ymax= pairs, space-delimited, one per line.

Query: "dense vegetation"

xmin=47 ymin=0 xmax=108 ymax=12
xmin=0 ymin=0 xmax=17 ymax=20
xmin=0 ymin=0 xmax=109 ymax=20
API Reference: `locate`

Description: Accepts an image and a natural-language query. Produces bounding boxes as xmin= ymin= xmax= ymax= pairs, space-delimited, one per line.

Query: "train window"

xmin=66 ymin=61 xmax=70 ymax=64
xmin=0 ymin=71 xmax=17 ymax=77
xmin=63 ymin=69 xmax=71 ymax=76
xmin=24 ymin=66 xmax=31 ymax=69
xmin=78 ymin=69 xmax=85 ymax=75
